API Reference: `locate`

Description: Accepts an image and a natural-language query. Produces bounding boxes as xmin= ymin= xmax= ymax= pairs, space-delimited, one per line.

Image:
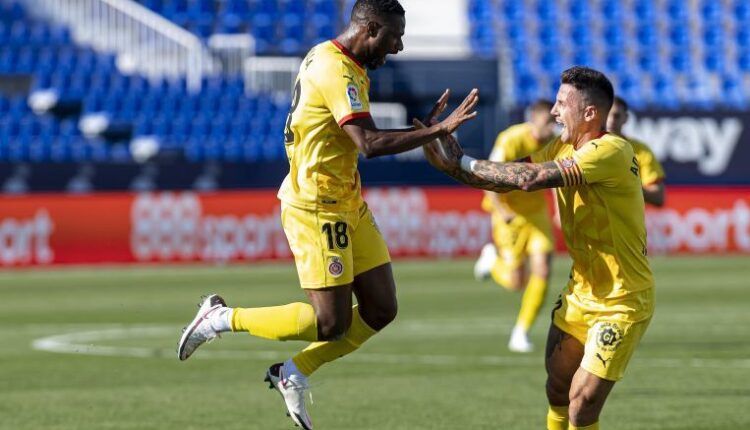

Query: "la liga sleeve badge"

xmin=346 ymin=83 xmax=363 ymax=110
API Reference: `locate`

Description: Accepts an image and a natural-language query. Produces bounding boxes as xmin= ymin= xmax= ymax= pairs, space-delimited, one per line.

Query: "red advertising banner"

xmin=0 ymin=187 xmax=747 ymax=267
xmin=646 ymin=188 xmax=750 ymax=254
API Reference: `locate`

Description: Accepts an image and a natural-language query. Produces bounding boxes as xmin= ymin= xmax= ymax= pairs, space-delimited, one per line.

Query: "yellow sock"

xmin=516 ymin=274 xmax=548 ymax=331
xmin=490 ymin=257 xmax=512 ymax=289
xmin=547 ymin=405 xmax=568 ymax=430
xmin=231 ymin=302 xmax=317 ymax=341
xmin=292 ymin=305 xmax=377 ymax=376
xmin=569 ymin=423 xmax=599 ymax=430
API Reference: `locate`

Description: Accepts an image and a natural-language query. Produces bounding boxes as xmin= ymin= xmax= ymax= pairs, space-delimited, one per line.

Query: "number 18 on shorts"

xmin=281 ymin=202 xmax=391 ymax=289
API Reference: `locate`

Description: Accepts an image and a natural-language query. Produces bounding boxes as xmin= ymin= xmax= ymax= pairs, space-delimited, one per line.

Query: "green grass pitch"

xmin=1 ymin=256 xmax=749 ymax=429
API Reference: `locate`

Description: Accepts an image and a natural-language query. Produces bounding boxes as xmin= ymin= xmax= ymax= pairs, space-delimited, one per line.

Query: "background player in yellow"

xmin=176 ymin=1 xmax=479 ymax=429
xmin=607 ymin=96 xmax=667 ymax=207
xmin=473 ymin=99 xmax=557 ymax=353
xmin=419 ymin=67 xmax=654 ymax=430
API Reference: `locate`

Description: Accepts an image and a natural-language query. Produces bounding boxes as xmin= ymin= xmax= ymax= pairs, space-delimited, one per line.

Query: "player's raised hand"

xmin=423 ymin=89 xmax=450 ymax=125
xmin=437 ymin=88 xmax=479 ymax=134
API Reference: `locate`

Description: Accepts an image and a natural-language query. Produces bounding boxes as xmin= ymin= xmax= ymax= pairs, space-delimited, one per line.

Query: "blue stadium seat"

xmin=667 ymin=0 xmax=688 ymax=19
xmin=569 ymin=1 xmax=591 ymax=20
xmin=722 ymin=74 xmax=747 ymax=108
xmin=736 ymin=0 xmax=750 ymax=22
xmin=701 ymin=0 xmax=723 ymax=22
xmin=652 ymin=74 xmax=680 ymax=109
xmin=633 ymin=0 xmax=655 ymax=20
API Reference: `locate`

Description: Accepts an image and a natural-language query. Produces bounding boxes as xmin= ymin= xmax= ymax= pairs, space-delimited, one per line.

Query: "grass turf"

xmin=0 ymin=256 xmax=748 ymax=429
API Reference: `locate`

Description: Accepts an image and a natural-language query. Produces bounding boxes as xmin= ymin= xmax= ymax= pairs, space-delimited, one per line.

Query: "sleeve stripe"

xmin=337 ymin=112 xmax=371 ymax=127
xmin=555 ymin=158 xmax=585 ymax=187
xmin=571 ymin=162 xmax=585 ymax=185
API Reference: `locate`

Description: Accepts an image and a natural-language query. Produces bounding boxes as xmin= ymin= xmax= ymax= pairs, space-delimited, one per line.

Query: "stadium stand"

xmin=1 ymin=0 xmax=749 ymax=163
xmin=0 ymin=0 xmax=306 ymax=162
xmin=468 ymin=0 xmax=750 ymax=109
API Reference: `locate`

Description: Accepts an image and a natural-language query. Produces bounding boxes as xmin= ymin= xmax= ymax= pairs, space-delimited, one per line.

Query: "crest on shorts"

xmin=346 ymin=83 xmax=363 ymax=110
xmin=327 ymin=256 xmax=344 ymax=277
xmin=595 ymin=321 xmax=624 ymax=352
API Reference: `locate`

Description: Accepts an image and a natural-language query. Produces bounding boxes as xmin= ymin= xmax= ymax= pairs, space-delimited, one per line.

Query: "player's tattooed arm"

xmin=416 ymin=121 xmax=567 ymax=193
xmin=461 ymin=160 xmax=566 ymax=193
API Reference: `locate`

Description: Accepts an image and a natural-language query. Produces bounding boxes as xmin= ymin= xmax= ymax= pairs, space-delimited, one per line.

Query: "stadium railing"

xmin=23 ymin=0 xmax=218 ymax=91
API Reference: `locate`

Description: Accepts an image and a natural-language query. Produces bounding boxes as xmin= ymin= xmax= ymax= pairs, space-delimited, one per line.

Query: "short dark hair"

xmin=529 ymin=99 xmax=554 ymax=114
xmin=612 ymin=96 xmax=628 ymax=112
xmin=560 ymin=66 xmax=614 ymax=112
xmin=351 ymin=0 xmax=405 ymax=22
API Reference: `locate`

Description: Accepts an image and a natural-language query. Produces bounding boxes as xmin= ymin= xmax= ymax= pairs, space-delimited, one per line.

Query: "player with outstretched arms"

xmin=176 ymin=1 xmax=478 ymax=428
xmin=419 ymin=66 xmax=654 ymax=430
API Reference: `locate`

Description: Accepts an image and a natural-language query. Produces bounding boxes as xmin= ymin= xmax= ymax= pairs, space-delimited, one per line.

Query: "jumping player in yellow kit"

xmin=419 ymin=67 xmax=654 ymax=430
xmin=473 ymin=99 xmax=558 ymax=353
xmin=607 ymin=96 xmax=666 ymax=207
xmin=175 ymin=1 xmax=479 ymax=428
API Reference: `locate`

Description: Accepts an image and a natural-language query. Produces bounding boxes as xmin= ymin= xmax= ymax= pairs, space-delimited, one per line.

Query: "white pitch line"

xmin=29 ymin=325 xmax=750 ymax=370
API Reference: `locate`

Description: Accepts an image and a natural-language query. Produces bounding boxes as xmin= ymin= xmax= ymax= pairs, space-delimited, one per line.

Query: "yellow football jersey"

xmin=481 ymin=123 xmax=551 ymax=215
xmin=532 ymin=133 xmax=654 ymax=302
xmin=278 ymin=40 xmax=371 ymax=212
xmin=629 ymin=138 xmax=666 ymax=186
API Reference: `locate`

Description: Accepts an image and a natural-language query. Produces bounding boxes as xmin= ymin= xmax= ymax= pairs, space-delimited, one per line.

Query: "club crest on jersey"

xmin=327 ymin=256 xmax=344 ymax=277
xmin=595 ymin=321 xmax=624 ymax=352
xmin=346 ymin=83 xmax=363 ymax=110
xmin=561 ymin=158 xmax=575 ymax=169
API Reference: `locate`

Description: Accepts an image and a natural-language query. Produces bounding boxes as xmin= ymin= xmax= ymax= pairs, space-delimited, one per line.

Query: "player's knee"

xmin=364 ymin=299 xmax=398 ymax=331
xmin=506 ymin=271 xmax=524 ymax=291
xmin=379 ymin=299 xmax=398 ymax=326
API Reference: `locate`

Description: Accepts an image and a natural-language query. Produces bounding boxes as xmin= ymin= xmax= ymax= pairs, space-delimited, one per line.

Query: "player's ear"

xmin=584 ymin=105 xmax=597 ymax=122
xmin=366 ymin=20 xmax=381 ymax=38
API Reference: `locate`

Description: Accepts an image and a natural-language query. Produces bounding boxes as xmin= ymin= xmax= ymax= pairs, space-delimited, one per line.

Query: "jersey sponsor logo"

xmin=327 ymin=256 xmax=344 ymax=277
xmin=346 ymin=83 xmax=363 ymax=110
xmin=594 ymin=321 xmax=624 ymax=352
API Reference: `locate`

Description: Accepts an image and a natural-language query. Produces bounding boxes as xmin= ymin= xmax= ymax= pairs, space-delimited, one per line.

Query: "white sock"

xmin=210 ymin=307 xmax=233 ymax=333
xmin=512 ymin=325 xmax=527 ymax=337
xmin=284 ymin=358 xmax=306 ymax=380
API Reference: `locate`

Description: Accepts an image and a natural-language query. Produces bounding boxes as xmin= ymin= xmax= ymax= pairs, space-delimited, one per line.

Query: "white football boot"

xmin=265 ymin=361 xmax=314 ymax=430
xmin=177 ymin=294 xmax=228 ymax=361
xmin=473 ymin=243 xmax=498 ymax=281
xmin=508 ymin=325 xmax=534 ymax=353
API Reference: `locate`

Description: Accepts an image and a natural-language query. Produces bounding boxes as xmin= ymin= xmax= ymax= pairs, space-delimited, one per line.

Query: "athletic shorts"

xmin=491 ymin=209 xmax=554 ymax=270
xmin=281 ymin=201 xmax=391 ymax=289
xmin=552 ymin=287 xmax=654 ymax=381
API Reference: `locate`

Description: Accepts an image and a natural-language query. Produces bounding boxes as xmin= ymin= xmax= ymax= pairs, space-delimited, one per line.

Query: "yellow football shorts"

xmin=281 ymin=201 xmax=391 ymax=289
xmin=552 ymin=287 xmax=654 ymax=381
xmin=491 ymin=209 xmax=554 ymax=270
